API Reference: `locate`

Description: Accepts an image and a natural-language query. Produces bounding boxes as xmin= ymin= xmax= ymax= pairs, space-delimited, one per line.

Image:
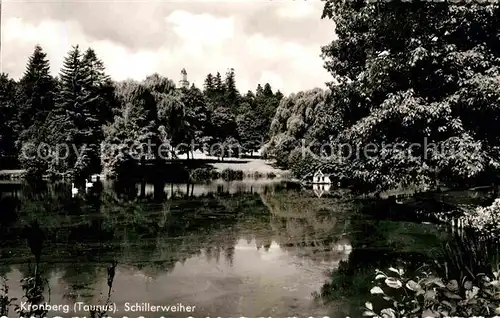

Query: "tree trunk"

xmin=140 ymin=181 xmax=146 ymax=198
xmin=154 ymin=180 xmax=165 ymax=200
xmin=492 ymin=179 xmax=498 ymax=197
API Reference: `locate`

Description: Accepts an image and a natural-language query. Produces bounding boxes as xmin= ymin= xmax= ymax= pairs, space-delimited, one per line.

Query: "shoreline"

xmin=0 ymin=157 xmax=289 ymax=180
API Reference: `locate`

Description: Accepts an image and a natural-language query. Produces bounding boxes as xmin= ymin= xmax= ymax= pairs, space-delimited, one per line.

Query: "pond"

xmin=0 ymin=179 xmax=495 ymax=318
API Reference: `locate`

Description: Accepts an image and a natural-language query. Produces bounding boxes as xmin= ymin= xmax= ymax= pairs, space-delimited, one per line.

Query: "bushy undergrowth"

xmin=460 ymin=198 xmax=500 ymax=239
xmin=189 ymin=167 xmax=214 ymax=182
xmin=362 ymin=226 xmax=500 ymax=317
xmin=365 ymin=266 xmax=500 ymax=318
xmin=267 ymin=172 xmax=276 ymax=179
xmin=221 ymin=168 xmax=244 ymax=181
xmin=190 ymin=167 xmax=280 ymax=182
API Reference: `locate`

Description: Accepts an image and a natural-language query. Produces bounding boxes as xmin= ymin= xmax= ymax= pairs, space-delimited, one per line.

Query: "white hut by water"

xmin=312 ymin=169 xmax=331 ymax=184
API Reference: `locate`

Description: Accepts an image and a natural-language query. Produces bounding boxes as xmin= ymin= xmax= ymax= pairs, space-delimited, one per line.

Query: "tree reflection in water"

xmin=1 ymin=179 xmax=493 ymax=317
xmin=0 ymin=213 xmax=118 ymax=318
xmin=89 ymin=260 xmax=117 ymax=318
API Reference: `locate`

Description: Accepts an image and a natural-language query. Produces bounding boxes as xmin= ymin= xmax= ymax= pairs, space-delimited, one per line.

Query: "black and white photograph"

xmin=0 ymin=0 xmax=499 ymax=317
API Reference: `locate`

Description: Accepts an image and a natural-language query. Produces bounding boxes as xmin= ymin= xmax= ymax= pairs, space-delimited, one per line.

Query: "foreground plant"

xmin=0 ymin=277 xmax=16 ymax=317
xmin=14 ymin=275 xmax=50 ymax=318
xmin=363 ymin=266 xmax=500 ymax=318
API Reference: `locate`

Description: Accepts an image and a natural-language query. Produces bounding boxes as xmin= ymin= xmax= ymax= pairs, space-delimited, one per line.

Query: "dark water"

xmin=0 ymin=179 xmax=492 ymax=318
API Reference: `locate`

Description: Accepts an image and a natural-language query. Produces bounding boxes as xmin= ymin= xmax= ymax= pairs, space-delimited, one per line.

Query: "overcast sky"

xmin=1 ymin=0 xmax=335 ymax=94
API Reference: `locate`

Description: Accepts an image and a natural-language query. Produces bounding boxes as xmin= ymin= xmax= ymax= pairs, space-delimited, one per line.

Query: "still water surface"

xmin=0 ymin=179 xmax=468 ymax=318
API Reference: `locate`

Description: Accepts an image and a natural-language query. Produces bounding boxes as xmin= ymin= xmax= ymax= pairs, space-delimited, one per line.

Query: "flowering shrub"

xmin=363 ymin=267 xmax=500 ymax=318
xmin=461 ymin=198 xmax=500 ymax=239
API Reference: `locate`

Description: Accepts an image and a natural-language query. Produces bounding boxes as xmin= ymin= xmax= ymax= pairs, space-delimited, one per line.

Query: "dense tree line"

xmin=5 ymin=1 xmax=498 ymax=190
xmin=0 ymin=45 xmax=283 ymax=179
xmin=264 ymin=1 xmax=500 ymax=190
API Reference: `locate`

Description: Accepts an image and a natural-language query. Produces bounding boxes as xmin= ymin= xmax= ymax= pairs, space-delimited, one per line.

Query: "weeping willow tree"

xmin=263 ymin=88 xmax=338 ymax=170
